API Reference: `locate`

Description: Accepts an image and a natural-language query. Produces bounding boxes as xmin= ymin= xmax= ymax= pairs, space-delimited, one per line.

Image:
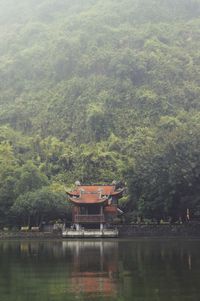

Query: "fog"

xmin=0 ymin=0 xmax=200 ymax=226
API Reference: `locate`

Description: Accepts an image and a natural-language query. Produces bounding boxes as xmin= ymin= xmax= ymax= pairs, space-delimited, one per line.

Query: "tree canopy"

xmin=0 ymin=0 xmax=200 ymax=226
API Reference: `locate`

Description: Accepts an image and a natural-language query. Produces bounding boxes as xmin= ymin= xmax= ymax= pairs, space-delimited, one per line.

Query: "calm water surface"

xmin=0 ymin=239 xmax=200 ymax=301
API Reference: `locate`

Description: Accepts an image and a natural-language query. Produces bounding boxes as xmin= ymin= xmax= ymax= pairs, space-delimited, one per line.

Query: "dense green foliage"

xmin=0 ymin=0 xmax=200 ymax=226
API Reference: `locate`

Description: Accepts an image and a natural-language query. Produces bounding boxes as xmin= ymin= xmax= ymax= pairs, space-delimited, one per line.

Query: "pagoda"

xmin=62 ymin=182 xmax=123 ymax=237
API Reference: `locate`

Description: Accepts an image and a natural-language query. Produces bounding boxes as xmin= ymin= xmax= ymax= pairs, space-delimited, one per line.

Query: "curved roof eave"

xmin=68 ymin=197 xmax=108 ymax=205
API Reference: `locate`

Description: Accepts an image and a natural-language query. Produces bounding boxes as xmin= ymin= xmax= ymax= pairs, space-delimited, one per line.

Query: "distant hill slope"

xmin=0 ymin=0 xmax=200 ymax=141
xmin=0 ymin=0 xmax=200 ymax=223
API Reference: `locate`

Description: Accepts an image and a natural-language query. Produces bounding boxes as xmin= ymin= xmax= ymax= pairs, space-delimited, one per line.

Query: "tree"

xmin=14 ymin=161 xmax=49 ymax=196
xmin=11 ymin=186 xmax=71 ymax=227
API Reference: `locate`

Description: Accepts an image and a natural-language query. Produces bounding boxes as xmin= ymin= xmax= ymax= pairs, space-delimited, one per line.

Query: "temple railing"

xmin=74 ymin=214 xmax=105 ymax=223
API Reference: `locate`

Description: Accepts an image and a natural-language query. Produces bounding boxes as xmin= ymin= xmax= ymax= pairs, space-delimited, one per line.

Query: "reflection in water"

xmin=188 ymin=253 xmax=192 ymax=271
xmin=0 ymin=239 xmax=200 ymax=301
xmin=62 ymin=241 xmax=118 ymax=297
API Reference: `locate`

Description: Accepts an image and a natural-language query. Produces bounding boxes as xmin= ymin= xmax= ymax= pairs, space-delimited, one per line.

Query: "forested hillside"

xmin=0 ymin=0 xmax=200 ymax=226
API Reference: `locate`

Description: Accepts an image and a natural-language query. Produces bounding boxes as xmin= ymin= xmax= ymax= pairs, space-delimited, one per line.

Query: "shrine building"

xmin=62 ymin=182 xmax=123 ymax=237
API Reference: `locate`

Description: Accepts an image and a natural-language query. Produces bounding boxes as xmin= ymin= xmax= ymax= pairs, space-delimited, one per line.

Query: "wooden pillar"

xmin=100 ymin=206 xmax=104 ymax=231
xmin=75 ymin=223 xmax=80 ymax=231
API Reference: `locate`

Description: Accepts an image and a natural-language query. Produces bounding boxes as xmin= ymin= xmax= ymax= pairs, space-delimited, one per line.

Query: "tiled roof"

xmin=66 ymin=185 xmax=123 ymax=204
xmin=69 ymin=185 xmax=115 ymax=196
xmin=69 ymin=193 xmax=108 ymax=204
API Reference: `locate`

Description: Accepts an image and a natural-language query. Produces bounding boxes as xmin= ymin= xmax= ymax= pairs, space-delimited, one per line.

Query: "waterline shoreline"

xmin=1 ymin=223 xmax=200 ymax=239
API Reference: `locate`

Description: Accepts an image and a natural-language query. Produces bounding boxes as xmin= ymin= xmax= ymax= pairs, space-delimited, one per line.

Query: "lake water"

xmin=0 ymin=239 xmax=200 ymax=301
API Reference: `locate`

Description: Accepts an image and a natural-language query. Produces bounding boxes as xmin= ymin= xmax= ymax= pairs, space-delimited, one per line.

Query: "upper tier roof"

xmin=68 ymin=185 xmax=115 ymax=196
xmin=66 ymin=185 xmax=123 ymax=204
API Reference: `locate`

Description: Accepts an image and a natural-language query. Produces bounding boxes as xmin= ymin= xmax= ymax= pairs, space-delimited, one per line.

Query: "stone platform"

xmin=62 ymin=228 xmax=118 ymax=238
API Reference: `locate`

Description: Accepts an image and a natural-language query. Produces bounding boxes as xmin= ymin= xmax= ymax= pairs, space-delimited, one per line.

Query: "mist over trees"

xmin=0 ymin=0 xmax=200 ymax=226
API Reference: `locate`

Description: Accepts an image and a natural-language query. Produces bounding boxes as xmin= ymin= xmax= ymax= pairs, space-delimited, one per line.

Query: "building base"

xmin=62 ymin=228 xmax=118 ymax=238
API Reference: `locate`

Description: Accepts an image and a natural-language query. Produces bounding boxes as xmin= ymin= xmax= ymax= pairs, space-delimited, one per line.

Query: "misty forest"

xmin=0 ymin=0 xmax=200 ymax=227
